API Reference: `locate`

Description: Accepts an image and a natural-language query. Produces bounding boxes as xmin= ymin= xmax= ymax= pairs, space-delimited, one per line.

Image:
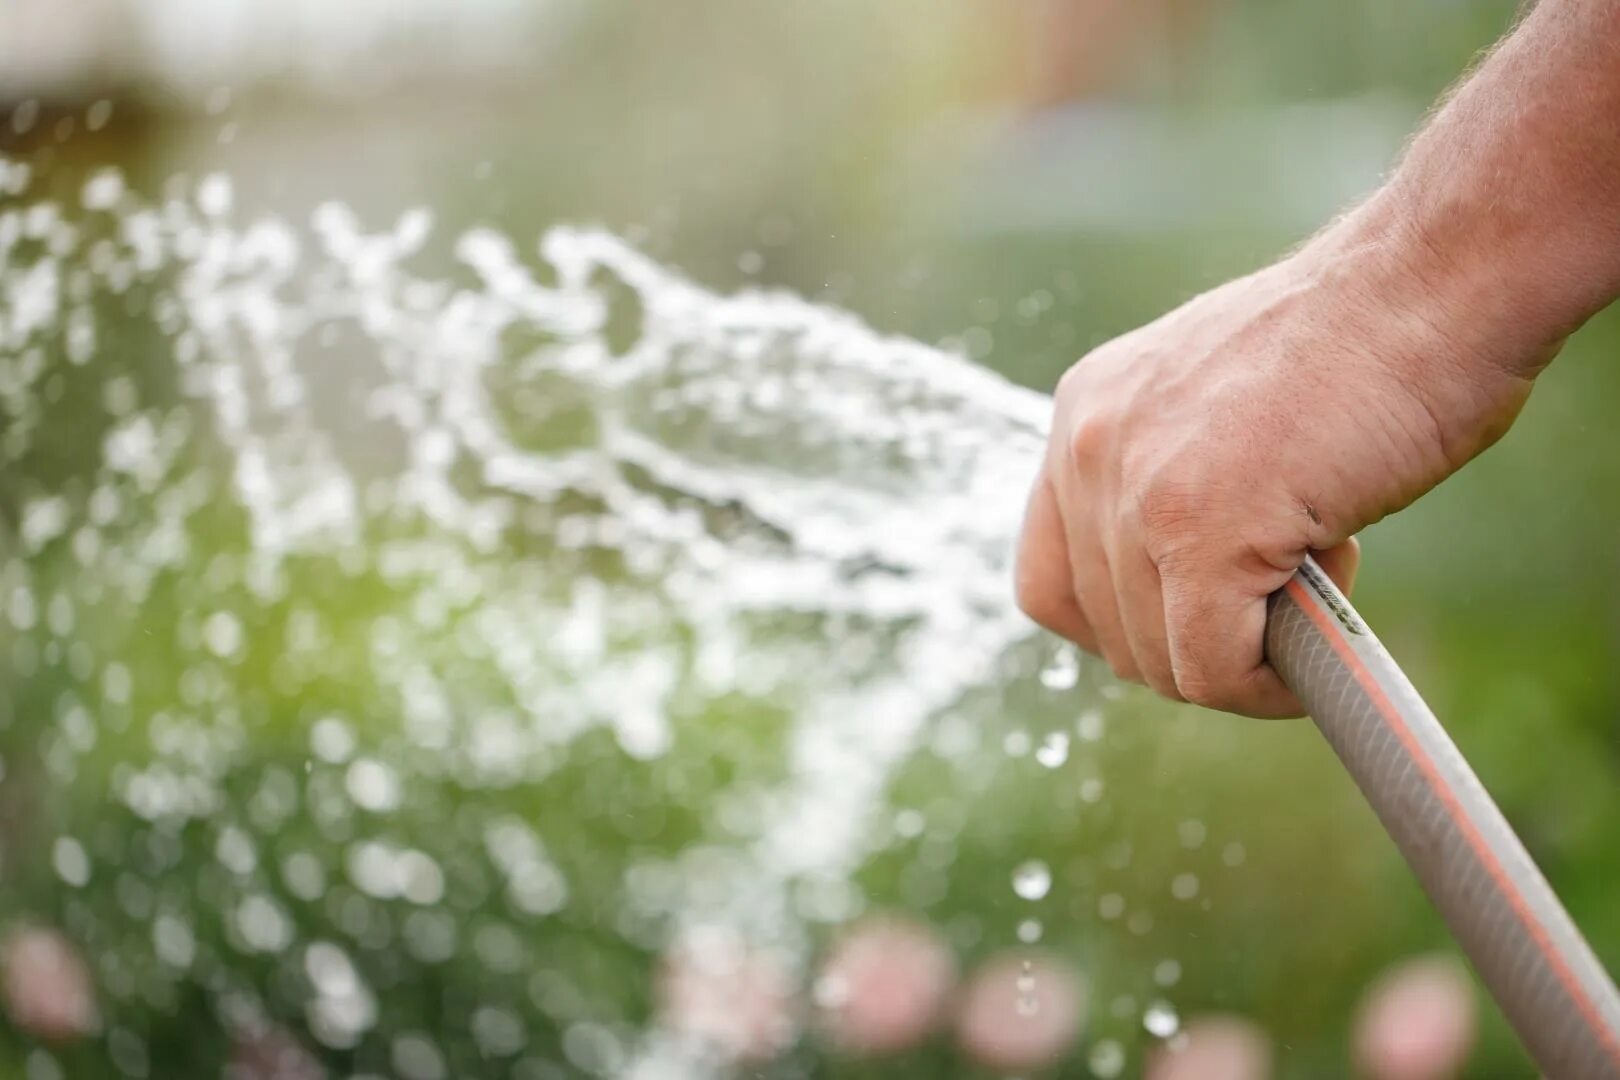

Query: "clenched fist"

xmin=1015 ymin=206 xmax=1541 ymax=717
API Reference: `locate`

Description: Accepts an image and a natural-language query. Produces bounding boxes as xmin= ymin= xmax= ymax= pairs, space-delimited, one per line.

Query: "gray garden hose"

xmin=1266 ymin=557 xmax=1620 ymax=1078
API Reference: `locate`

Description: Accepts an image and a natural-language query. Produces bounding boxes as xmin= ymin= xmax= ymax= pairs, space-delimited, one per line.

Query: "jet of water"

xmin=0 ymin=161 xmax=1090 ymax=1076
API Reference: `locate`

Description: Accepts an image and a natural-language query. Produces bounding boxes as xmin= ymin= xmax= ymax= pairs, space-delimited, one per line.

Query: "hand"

xmin=1015 ymin=207 xmax=1542 ymax=716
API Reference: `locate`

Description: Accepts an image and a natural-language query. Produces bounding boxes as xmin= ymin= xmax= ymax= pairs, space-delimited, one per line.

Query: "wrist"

xmin=1300 ymin=186 xmax=1566 ymax=383
xmin=1277 ymin=193 xmax=1544 ymax=474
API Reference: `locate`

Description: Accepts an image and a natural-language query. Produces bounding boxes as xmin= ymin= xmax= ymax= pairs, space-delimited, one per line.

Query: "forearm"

xmin=1323 ymin=0 xmax=1620 ymax=375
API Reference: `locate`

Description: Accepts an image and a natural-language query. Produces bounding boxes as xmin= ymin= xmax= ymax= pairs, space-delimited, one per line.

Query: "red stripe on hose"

xmin=1284 ymin=578 xmax=1620 ymax=1066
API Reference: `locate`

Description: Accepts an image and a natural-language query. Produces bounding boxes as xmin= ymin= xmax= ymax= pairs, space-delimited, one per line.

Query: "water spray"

xmin=1268 ymin=557 xmax=1620 ymax=1078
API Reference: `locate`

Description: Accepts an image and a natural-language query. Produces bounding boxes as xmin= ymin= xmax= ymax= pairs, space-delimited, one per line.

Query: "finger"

xmin=1059 ymin=508 xmax=1139 ymax=684
xmin=1043 ymin=412 xmax=1135 ymax=682
xmin=1162 ymin=566 xmax=1302 ymax=718
xmin=1310 ymin=537 xmax=1361 ymax=597
xmin=1111 ymin=538 xmax=1183 ymax=700
xmin=1014 ymin=473 xmax=1097 ymax=652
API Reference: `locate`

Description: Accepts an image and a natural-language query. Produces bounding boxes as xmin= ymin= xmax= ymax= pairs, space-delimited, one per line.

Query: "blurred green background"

xmin=2 ymin=1 xmax=1617 ymax=1077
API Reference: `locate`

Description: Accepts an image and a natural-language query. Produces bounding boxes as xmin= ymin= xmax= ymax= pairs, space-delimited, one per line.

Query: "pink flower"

xmin=1146 ymin=1014 xmax=1273 ymax=1080
xmin=1352 ymin=955 xmax=1477 ymax=1080
xmin=656 ymin=928 xmax=797 ymax=1063
xmin=815 ymin=915 xmax=956 ymax=1055
xmin=955 ymin=951 xmax=1086 ymax=1071
xmin=1 ymin=925 xmax=98 ymax=1043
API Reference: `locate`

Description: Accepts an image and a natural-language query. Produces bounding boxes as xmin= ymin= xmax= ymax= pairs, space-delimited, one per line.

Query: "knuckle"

xmin=1174 ymin=658 xmax=1263 ymax=713
xmin=1013 ymin=563 xmax=1065 ymax=629
xmin=1136 ymin=478 xmax=1210 ymax=563
xmin=1175 ymin=668 xmax=1227 ymax=710
xmin=1165 ymin=633 xmax=1225 ymax=709
xmin=1065 ymin=411 xmax=1112 ymax=469
xmin=1146 ymin=668 xmax=1185 ymax=702
xmin=1105 ymin=650 xmax=1142 ymax=685
xmin=1070 ymin=634 xmax=1102 ymax=659
xmin=1054 ymin=348 xmax=1108 ymax=402
xmin=1054 ymin=360 xmax=1088 ymax=401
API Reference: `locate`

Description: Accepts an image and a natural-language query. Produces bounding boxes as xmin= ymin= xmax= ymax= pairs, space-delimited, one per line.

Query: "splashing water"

xmin=1012 ymin=859 xmax=1053 ymax=902
xmin=0 ymin=157 xmax=1202 ymax=1076
xmin=1015 ymin=957 xmax=1039 ymax=1017
xmin=1144 ymin=999 xmax=1181 ymax=1039
xmin=1088 ymin=1037 xmax=1127 ymax=1077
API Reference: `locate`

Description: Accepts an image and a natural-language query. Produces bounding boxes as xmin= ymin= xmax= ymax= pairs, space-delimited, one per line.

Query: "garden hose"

xmin=1266 ymin=557 xmax=1620 ymax=1078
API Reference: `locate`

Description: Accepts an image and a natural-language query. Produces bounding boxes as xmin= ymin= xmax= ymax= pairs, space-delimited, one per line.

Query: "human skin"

xmin=1016 ymin=0 xmax=1620 ymax=716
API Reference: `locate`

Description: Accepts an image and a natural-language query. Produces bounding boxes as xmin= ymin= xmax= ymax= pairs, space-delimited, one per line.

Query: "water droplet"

xmin=197 ymin=173 xmax=233 ymax=218
xmin=1097 ymin=893 xmax=1125 ymax=920
xmin=1003 ymin=730 xmax=1032 ymax=757
xmin=27 ymin=1048 xmax=63 ymax=1080
xmin=394 ymin=207 xmax=434 ymax=254
xmin=282 ymin=851 xmax=328 ymax=901
xmin=215 ymin=825 xmax=257 ymax=875
xmin=305 ymin=941 xmax=376 ymax=1049
xmin=235 ymin=894 xmax=292 ymax=953
xmin=7 ymin=585 xmax=37 ymax=631
xmin=346 ymin=758 xmax=400 ymax=812
xmin=11 ymin=99 xmax=39 ymax=135
xmin=52 ymin=837 xmax=90 ymax=887
xmin=471 ymin=1006 xmax=527 ymax=1058
xmin=1153 ymin=959 xmax=1182 ymax=987
xmin=1088 ymin=1038 xmax=1126 ymax=1078
xmin=152 ymin=913 xmax=195 ymax=969
xmin=311 ymin=716 xmax=356 ymax=763
xmin=1035 ymin=731 xmax=1069 ymax=768
xmin=398 ymin=850 xmax=446 ymax=906
xmin=1076 ymin=708 xmax=1105 ymax=742
xmin=812 ymin=973 xmax=850 ymax=1009
xmin=1017 ymin=919 xmax=1043 ymax=944
xmin=392 ymin=1031 xmax=447 ymax=1080
xmin=81 ymin=169 xmax=125 ymax=212
xmin=1039 ymin=648 xmax=1079 ymax=690
xmin=1014 ymin=959 xmax=1038 ymax=1016
xmin=893 ymin=809 xmax=926 ymax=838
xmin=1171 ymin=872 xmax=1200 ymax=901
xmin=21 ymin=497 xmax=68 ymax=552
xmin=102 ymin=662 xmax=132 ymax=704
xmin=1143 ymin=999 xmax=1180 ymax=1039
xmin=1222 ymin=841 xmax=1247 ymax=867
xmin=1177 ymin=819 xmax=1207 ymax=849
xmin=202 ymin=611 xmax=243 ymax=659
xmin=1012 ymin=860 xmax=1052 ymax=901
